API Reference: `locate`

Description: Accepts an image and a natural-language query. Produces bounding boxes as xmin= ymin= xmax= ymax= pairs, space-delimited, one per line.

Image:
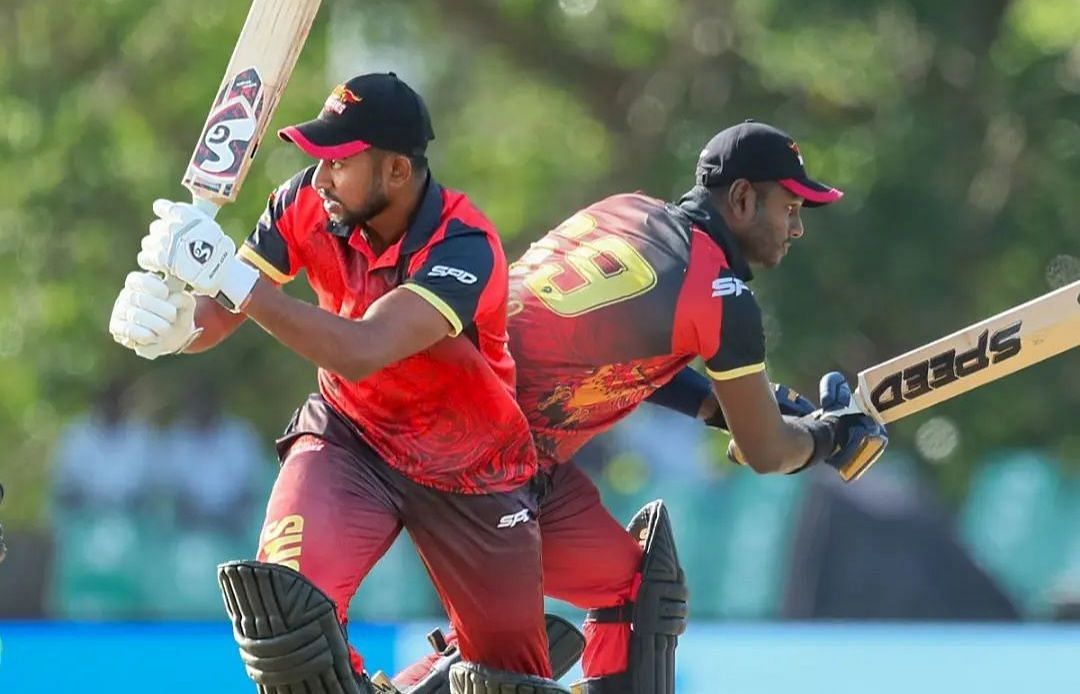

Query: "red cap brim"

xmin=278 ymin=124 xmax=372 ymax=160
xmin=779 ymin=177 xmax=844 ymax=207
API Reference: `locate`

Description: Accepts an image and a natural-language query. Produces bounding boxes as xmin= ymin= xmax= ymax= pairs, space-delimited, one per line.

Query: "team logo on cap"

xmin=788 ymin=141 xmax=804 ymax=166
xmin=323 ymin=85 xmax=362 ymax=115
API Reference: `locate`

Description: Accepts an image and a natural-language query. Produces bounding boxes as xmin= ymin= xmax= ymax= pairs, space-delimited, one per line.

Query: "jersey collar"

xmin=673 ymin=185 xmax=754 ymax=281
xmin=401 ymin=174 xmax=444 ymax=255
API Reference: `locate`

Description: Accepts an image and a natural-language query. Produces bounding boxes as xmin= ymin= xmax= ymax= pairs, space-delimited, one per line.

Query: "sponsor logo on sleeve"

xmin=429 ymin=265 xmax=478 ymax=284
xmin=711 ymin=276 xmax=750 ymax=298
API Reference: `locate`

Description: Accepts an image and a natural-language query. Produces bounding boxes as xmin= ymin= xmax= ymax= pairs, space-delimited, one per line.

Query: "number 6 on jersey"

xmin=515 ymin=212 xmax=658 ymax=317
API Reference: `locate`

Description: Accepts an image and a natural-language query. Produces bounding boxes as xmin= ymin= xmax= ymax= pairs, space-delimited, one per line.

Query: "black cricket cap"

xmin=695 ymin=120 xmax=843 ymax=207
xmin=279 ymin=72 xmax=435 ymax=160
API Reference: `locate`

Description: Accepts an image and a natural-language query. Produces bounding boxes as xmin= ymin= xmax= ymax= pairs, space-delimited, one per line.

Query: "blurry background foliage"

xmin=1 ymin=0 xmax=1078 ymax=525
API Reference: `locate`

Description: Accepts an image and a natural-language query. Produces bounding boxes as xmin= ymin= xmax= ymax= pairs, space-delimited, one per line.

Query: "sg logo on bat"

xmin=184 ymin=67 xmax=265 ymax=198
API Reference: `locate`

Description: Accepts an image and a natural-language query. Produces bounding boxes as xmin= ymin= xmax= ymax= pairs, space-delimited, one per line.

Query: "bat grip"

xmin=811 ymin=388 xmax=881 ymax=422
xmin=849 ymin=388 xmax=886 ymax=425
xmin=162 ymin=195 xmax=223 ymax=292
xmin=191 ymin=195 xmax=221 ymax=219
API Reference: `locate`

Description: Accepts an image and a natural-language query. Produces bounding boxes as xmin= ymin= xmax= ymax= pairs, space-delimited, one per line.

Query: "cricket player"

xmin=395 ymin=121 xmax=889 ymax=694
xmin=109 ymin=73 xmax=568 ymax=694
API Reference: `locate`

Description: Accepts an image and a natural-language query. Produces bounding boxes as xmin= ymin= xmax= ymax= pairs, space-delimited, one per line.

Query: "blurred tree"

xmin=0 ymin=0 xmax=329 ymax=523
xmin=1 ymin=0 xmax=1077 ymax=524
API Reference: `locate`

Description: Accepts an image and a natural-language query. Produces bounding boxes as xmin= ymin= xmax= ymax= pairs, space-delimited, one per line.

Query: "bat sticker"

xmin=185 ymin=67 xmax=265 ymax=197
xmin=869 ymin=321 xmax=1023 ymax=414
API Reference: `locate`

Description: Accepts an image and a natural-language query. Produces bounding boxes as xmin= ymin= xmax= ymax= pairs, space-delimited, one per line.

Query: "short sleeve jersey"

xmin=508 ymin=185 xmax=765 ymax=465
xmin=240 ymin=167 xmax=536 ymax=493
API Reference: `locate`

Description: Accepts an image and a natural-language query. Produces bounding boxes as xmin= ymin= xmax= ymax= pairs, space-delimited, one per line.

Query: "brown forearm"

xmin=185 ymin=296 xmax=247 ymax=353
xmin=238 ymin=278 xmax=454 ymax=382
xmin=239 ymin=278 xmax=376 ymax=380
xmin=712 ymin=371 xmax=815 ymax=474
xmin=756 ymin=419 xmax=816 ymax=473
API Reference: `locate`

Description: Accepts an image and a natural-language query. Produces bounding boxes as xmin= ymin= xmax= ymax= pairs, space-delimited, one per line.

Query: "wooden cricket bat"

xmin=730 ymin=280 xmax=1077 ymax=482
xmin=181 ymin=0 xmax=322 ymax=215
xmin=846 ymin=279 xmax=1080 ymax=425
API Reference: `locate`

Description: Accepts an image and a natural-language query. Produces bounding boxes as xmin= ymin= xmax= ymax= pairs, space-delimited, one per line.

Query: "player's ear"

xmin=385 ymin=153 xmax=414 ymax=190
xmin=727 ymin=179 xmax=757 ymax=223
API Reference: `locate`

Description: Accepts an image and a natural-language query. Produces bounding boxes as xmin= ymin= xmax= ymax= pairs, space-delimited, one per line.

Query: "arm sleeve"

xmin=402 ymin=224 xmax=496 ymax=337
xmin=645 ymin=366 xmax=713 ymax=419
xmin=237 ymin=168 xmax=312 ymax=283
xmin=703 ymin=274 xmax=766 ymax=380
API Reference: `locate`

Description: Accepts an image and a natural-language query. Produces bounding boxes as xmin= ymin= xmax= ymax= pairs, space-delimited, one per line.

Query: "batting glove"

xmin=137 ymin=199 xmax=258 ymax=311
xmin=810 ymin=371 xmax=889 ymax=481
xmin=109 ymin=271 xmax=202 ymax=360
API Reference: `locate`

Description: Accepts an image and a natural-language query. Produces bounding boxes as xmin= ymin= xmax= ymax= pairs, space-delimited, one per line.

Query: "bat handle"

xmin=850 ymin=387 xmax=886 ymax=425
xmin=191 ymin=195 xmax=222 ymax=220
xmin=812 ymin=388 xmax=884 ymax=424
xmin=162 ymin=195 xmax=223 ymax=292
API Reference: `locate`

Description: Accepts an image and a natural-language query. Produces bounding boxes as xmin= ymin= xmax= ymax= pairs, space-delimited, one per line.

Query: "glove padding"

xmin=709 ymin=382 xmax=816 ymax=433
xmin=811 ymin=371 xmax=889 ymax=481
xmin=773 ymin=383 xmax=816 ymax=418
xmin=109 ymin=271 xmax=202 ymax=360
xmin=137 ymin=199 xmax=258 ymax=310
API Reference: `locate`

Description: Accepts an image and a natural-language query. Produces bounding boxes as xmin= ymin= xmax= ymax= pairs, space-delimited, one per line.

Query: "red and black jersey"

xmin=508 ymin=185 xmax=765 ymax=465
xmin=240 ymin=167 xmax=536 ymax=493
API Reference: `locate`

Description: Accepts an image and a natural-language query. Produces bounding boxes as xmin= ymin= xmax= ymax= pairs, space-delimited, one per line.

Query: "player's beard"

xmin=741 ymin=203 xmax=787 ymax=268
xmin=336 ymin=172 xmax=391 ymax=228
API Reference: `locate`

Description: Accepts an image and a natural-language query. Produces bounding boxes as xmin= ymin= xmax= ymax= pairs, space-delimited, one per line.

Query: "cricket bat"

xmin=844 ymin=279 xmax=1080 ymax=426
xmin=181 ymin=0 xmax=323 ymax=216
xmin=731 ymin=282 xmax=1078 ymax=482
xmin=809 ymin=279 xmax=1079 ymax=482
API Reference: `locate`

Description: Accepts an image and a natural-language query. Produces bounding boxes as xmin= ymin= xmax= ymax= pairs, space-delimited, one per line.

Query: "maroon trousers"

xmin=257 ymin=409 xmax=552 ymax=678
xmin=395 ymin=460 xmax=644 ymax=688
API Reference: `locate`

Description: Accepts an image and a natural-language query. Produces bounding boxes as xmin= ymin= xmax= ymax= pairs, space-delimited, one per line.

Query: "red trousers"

xmin=258 ymin=433 xmax=551 ymax=678
xmin=396 ymin=460 xmax=643 ymax=687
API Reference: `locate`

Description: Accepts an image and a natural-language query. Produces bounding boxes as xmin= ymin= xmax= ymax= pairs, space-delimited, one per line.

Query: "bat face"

xmin=184 ymin=67 xmax=266 ymax=200
xmin=854 ymin=280 xmax=1080 ymax=424
xmin=180 ymin=0 xmax=323 ymax=209
xmin=865 ymin=321 xmax=1022 ymax=417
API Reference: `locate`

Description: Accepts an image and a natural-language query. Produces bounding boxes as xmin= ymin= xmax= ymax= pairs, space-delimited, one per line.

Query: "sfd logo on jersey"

xmin=497 ymin=509 xmax=532 ymax=529
xmin=712 ymin=276 xmax=750 ymax=298
xmin=429 ymin=265 xmax=478 ymax=284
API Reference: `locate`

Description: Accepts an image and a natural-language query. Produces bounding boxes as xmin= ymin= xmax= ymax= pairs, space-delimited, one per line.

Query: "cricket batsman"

xmin=108 ymin=73 xmax=570 ymax=694
xmin=394 ymin=120 xmax=889 ymax=694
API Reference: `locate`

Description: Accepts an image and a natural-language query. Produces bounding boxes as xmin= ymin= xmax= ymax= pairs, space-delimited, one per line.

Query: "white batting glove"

xmin=109 ymin=271 xmax=202 ymax=360
xmin=137 ymin=199 xmax=258 ymax=311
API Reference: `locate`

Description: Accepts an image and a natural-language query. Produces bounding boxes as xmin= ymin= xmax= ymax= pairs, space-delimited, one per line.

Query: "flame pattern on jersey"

xmin=509 ymin=188 xmax=766 ymax=465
